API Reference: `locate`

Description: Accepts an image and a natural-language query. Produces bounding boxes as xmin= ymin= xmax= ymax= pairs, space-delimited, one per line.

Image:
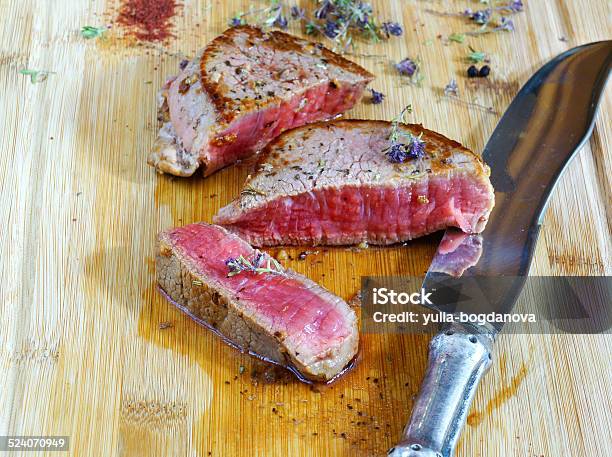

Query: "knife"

xmin=388 ymin=40 xmax=612 ymax=457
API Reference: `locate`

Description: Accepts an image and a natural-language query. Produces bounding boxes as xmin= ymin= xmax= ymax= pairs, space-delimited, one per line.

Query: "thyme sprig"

xmin=226 ymin=252 xmax=286 ymax=277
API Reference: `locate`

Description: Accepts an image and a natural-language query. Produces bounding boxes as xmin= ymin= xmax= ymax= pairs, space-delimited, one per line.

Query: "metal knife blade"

xmin=390 ymin=40 xmax=612 ymax=457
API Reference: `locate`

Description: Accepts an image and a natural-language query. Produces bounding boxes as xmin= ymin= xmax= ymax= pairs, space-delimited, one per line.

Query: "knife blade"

xmin=389 ymin=40 xmax=612 ymax=457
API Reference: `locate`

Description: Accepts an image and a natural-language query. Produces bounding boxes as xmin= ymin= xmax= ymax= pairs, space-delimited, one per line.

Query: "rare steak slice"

xmin=214 ymin=120 xmax=495 ymax=246
xmin=148 ymin=26 xmax=374 ymax=177
xmin=156 ymin=222 xmax=358 ymax=382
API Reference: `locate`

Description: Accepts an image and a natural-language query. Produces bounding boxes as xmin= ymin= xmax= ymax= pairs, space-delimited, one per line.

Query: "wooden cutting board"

xmin=1 ymin=0 xmax=610 ymax=455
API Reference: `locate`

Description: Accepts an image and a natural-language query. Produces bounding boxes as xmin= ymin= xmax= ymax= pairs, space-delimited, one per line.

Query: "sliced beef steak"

xmin=149 ymin=26 xmax=374 ymax=177
xmin=156 ymin=223 xmax=358 ymax=382
xmin=215 ymin=120 xmax=495 ymax=246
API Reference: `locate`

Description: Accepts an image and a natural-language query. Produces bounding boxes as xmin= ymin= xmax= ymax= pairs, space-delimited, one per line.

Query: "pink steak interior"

xmin=220 ymin=176 xmax=492 ymax=245
xmin=206 ymin=81 xmax=367 ymax=174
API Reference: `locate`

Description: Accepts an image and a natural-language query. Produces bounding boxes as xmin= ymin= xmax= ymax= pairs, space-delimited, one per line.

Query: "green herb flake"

xmin=305 ymin=22 xmax=318 ymax=35
xmin=19 ymin=69 xmax=55 ymax=84
xmin=448 ymin=33 xmax=466 ymax=43
xmin=81 ymin=25 xmax=106 ymax=39
xmin=468 ymin=50 xmax=487 ymax=63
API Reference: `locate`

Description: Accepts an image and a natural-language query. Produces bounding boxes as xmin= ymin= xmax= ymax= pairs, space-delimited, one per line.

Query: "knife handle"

xmin=388 ymin=323 xmax=494 ymax=457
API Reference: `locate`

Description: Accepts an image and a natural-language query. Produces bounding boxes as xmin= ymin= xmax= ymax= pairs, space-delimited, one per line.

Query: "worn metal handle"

xmin=388 ymin=323 xmax=494 ymax=457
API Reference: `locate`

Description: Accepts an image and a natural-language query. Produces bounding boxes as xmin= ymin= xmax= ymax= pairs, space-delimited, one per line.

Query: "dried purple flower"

xmin=315 ymin=0 xmax=333 ymax=20
xmin=324 ymin=20 xmax=340 ymax=38
xmin=290 ymin=6 xmax=305 ymax=20
xmin=386 ymin=143 xmax=408 ymax=163
xmin=385 ymin=135 xmax=425 ymax=163
xmin=406 ymin=134 xmax=426 ymax=160
xmin=369 ymin=88 xmax=385 ymax=104
xmin=495 ymin=16 xmax=515 ymax=32
xmin=179 ymin=59 xmax=189 ymax=71
xmin=226 ymin=257 xmax=250 ymax=275
xmin=356 ymin=2 xmax=373 ymax=18
xmin=395 ymin=58 xmax=417 ymax=77
xmin=253 ymin=251 xmax=265 ymax=268
xmin=443 ymin=79 xmax=459 ymax=97
xmin=471 ymin=9 xmax=492 ymax=24
xmin=355 ymin=14 xmax=370 ymax=29
xmin=229 ymin=16 xmax=244 ymax=27
xmin=382 ymin=21 xmax=403 ymax=37
xmin=506 ymin=1 xmax=524 ymax=13
xmin=384 ymin=105 xmax=428 ymax=163
xmin=275 ymin=14 xmax=288 ymax=29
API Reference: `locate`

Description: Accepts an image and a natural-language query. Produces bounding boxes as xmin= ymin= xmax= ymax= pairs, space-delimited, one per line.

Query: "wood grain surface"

xmin=1 ymin=0 xmax=610 ymax=456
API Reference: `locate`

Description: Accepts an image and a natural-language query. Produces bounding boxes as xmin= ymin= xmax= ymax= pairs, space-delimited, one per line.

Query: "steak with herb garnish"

xmin=214 ymin=120 xmax=495 ymax=246
xmin=156 ymin=222 xmax=358 ymax=382
xmin=148 ymin=25 xmax=374 ymax=177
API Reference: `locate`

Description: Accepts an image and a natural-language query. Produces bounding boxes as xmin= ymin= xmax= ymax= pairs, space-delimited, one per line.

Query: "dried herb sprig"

xmin=19 ymin=69 xmax=55 ymax=84
xmin=230 ymin=1 xmax=403 ymax=53
xmin=229 ymin=0 xmax=289 ymax=29
xmin=443 ymin=79 xmax=459 ymax=97
xmin=465 ymin=16 xmax=515 ymax=35
xmin=388 ymin=105 xmax=412 ymax=143
xmin=383 ymin=105 xmax=427 ymax=164
xmin=226 ymin=252 xmax=286 ymax=277
xmin=461 ymin=1 xmax=522 ymax=35
xmin=308 ymin=0 xmax=385 ymax=48
xmin=442 ymin=79 xmax=497 ymax=114
xmin=427 ymin=1 xmax=523 ymax=35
